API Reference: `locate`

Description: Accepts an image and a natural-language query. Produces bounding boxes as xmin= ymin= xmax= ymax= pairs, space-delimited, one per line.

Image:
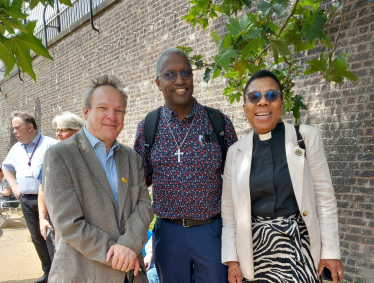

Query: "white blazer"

xmin=221 ymin=121 xmax=340 ymax=280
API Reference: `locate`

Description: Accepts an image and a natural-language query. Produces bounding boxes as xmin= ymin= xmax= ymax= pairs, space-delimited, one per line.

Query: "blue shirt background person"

xmin=142 ymin=231 xmax=159 ymax=283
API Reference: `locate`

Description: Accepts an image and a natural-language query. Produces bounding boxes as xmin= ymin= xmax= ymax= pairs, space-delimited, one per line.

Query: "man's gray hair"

xmin=83 ymin=75 xmax=128 ymax=113
xmin=155 ymin=48 xmax=191 ymax=78
xmin=52 ymin=111 xmax=84 ymax=131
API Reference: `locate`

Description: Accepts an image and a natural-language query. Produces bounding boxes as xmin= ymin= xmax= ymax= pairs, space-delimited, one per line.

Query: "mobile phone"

xmin=320 ymin=267 xmax=333 ymax=281
xmin=46 ymin=227 xmax=51 ymax=237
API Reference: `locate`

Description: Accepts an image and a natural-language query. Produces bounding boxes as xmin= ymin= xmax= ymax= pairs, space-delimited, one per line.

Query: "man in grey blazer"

xmin=43 ymin=75 xmax=153 ymax=283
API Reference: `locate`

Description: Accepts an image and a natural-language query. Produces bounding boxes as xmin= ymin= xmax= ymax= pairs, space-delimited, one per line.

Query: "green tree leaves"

xmin=226 ymin=13 xmax=251 ymax=37
xmin=269 ymin=38 xmax=291 ymax=63
xmin=0 ymin=0 xmax=72 ymax=81
xmin=304 ymin=53 xmax=358 ymax=83
xmin=1 ymin=21 xmax=52 ymax=80
xmin=304 ymin=53 xmax=328 ymax=75
xmin=182 ymin=0 xmax=358 ymax=123
xmin=210 ymin=29 xmax=220 ymax=44
xmin=215 ymin=45 xmax=238 ymax=71
xmin=300 ymin=9 xmax=328 ymax=42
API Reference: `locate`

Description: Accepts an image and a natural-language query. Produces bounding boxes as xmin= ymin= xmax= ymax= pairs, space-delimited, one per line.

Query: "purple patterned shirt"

xmin=134 ymin=99 xmax=237 ymax=220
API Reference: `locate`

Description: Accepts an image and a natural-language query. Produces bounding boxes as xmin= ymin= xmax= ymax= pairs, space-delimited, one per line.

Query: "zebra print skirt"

xmin=243 ymin=214 xmax=319 ymax=283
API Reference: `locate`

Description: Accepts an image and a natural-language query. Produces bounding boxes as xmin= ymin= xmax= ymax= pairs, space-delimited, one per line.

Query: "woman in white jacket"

xmin=221 ymin=70 xmax=343 ymax=283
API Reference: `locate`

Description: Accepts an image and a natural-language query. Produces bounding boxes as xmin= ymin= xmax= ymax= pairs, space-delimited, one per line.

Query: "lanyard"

xmin=23 ymin=134 xmax=42 ymax=167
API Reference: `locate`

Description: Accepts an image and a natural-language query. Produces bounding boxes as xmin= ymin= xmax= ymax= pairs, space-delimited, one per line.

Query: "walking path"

xmin=0 ymin=212 xmax=42 ymax=283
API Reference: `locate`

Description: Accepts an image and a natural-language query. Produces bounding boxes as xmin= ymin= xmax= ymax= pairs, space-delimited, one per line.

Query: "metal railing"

xmin=28 ymin=0 xmax=104 ymax=46
xmin=0 ymin=0 xmax=104 ymax=79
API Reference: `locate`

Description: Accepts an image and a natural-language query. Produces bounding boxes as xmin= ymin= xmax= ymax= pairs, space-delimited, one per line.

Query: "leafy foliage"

xmin=0 ymin=0 xmax=72 ymax=81
xmin=181 ymin=0 xmax=358 ymax=124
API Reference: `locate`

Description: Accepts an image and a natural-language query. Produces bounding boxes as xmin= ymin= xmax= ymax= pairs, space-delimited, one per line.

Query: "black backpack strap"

xmin=144 ymin=107 xmax=162 ymax=176
xmin=294 ymin=125 xmax=306 ymax=151
xmin=204 ymin=106 xmax=226 ymax=174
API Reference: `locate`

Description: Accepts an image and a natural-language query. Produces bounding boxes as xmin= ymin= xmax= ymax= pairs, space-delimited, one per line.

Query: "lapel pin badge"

xmin=122 ymin=177 xmax=127 ymax=183
xmin=295 ymin=149 xmax=303 ymax=156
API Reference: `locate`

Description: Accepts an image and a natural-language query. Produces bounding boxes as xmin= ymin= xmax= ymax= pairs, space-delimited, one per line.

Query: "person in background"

xmin=143 ymin=231 xmax=159 ymax=283
xmin=0 ymin=167 xmax=18 ymax=206
xmin=37 ymin=111 xmax=84 ymax=245
xmin=0 ymin=167 xmax=18 ymax=230
xmin=2 ymin=112 xmax=57 ymax=283
xmin=221 ymin=70 xmax=343 ymax=283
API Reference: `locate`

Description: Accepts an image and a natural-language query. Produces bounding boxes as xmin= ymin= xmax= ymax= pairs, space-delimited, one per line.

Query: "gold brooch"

xmin=122 ymin=177 xmax=127 ymax=183
xmin=295 ymin=149 xmax=303 ymax=156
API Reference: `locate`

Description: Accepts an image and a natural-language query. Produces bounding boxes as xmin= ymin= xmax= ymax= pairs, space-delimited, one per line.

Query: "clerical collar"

xmin=259 ymin=132 xmax=272 ymax=141
xmin=255 ymin=123 xmax=283 ymax=141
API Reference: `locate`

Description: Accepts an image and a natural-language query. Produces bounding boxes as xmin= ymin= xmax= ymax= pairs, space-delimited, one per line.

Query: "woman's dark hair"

xmin=243 ymin=70 xmax=283 ymax=102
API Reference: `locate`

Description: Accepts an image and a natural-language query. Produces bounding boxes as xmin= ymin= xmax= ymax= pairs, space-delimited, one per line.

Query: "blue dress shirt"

xmin=83 ymin=127 xmax=120 ymax=207
xmin=2 ymin=132 xmax=57 ymax=194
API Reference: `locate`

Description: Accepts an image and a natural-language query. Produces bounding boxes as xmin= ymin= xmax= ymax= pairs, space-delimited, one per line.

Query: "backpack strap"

xmin=294 ymin=125 xmax=306 ymax=152
xmin=204 ymin=106 xmax=226 ymax=174
xmin=144 ymin=107 xmax=162 ymax=176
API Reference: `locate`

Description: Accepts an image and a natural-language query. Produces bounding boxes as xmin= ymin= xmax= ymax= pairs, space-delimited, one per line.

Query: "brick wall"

xmin=0 ymin=0 xmax=373 ymax=281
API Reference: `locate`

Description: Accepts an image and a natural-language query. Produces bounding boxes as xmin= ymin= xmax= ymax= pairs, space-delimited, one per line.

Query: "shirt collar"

xmin=162 ymin=97 xmax=199 ymax=121
xmin=23 ymin=132 xmax=41 ymax=147
xmin=83 ymin=126 xmax=120 ymax=151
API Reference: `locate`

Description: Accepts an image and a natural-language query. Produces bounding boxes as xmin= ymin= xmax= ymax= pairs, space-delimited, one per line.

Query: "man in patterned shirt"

xmin=134 ymin=48 xmax=237 ymax=283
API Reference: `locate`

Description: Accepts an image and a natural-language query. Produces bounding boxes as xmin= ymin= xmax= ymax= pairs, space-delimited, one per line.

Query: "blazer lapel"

xmin=236 ymin=132 xmax=254 ymax=214
xmin=115 ymin=147 xmax=129 ymax=223
xmin=284 ymin=122 xmax=305 ymax=207
xmin=76 ymin=129 xmax=117 ymax=207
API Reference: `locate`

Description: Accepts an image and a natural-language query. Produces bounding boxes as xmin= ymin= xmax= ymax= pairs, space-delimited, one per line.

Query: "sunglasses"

xmin=246 ymin=90 xmax=281 ymax=104
xmin=160 ymin=68 xmax=193 ymax=82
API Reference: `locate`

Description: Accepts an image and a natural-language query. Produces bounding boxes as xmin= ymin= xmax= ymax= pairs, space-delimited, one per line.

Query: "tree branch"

xmin=250 ymin=0 xmax=300 ymax=64
xmin=327 ymin=4 xmax=345 ymax=75
xmin=283 ymin=56 xmax=292 ymax=86
xmin=276 ymin=0 xmax=301 ymax=39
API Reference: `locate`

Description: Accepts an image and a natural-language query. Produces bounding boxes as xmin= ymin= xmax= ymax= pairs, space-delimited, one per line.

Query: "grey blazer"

xmin=43 ymin=129 xmax=153 ymax=283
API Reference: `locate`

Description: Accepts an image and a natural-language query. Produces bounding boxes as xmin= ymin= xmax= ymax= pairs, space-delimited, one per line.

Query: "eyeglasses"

xmin=55 ymin=129 xmax=74 ymax=134
xmin=160 ymin=68 xmax=193 ymax=82
xmin=246 ymin=90 xmax=281 ymax=104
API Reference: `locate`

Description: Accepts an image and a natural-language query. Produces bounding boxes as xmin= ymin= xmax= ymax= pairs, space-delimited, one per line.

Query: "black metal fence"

xmin=29 ymin=0 xmax=104 ymax=46
xmin=0 ymin=0 xmax=104 ymax=79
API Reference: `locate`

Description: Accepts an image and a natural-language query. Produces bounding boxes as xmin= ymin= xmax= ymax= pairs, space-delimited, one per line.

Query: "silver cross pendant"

xmin=175 ymin=148 xmax=184 ymax=162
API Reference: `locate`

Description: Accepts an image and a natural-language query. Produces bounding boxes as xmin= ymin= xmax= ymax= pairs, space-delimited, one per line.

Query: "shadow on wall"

xmin=35 ymin=97 xmax=42 ymax=130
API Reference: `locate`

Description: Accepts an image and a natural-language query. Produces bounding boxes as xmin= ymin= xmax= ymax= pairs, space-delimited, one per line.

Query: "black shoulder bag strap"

xmin=144 ymin=107 xmax=162 ymax=176
xmin=204 ymin=106 xmax=226 ymax=174
xmin=294 ymin=125 xmax=306 ymax=152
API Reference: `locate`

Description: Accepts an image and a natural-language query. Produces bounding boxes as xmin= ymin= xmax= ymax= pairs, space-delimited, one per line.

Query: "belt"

xmin=163 ymin=214 xmax=221 ymax=228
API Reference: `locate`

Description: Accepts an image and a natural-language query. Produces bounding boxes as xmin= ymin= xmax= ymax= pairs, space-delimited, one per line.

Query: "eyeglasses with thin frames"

xmin=55 ymin=129 xmax=74 ymax=134
xmin=160 ymin=68 xmax=193 ymax=82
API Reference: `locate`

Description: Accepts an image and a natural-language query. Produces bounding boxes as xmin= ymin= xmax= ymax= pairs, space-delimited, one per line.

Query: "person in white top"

xmin=2 ymin=112 xmax=57 ymax=283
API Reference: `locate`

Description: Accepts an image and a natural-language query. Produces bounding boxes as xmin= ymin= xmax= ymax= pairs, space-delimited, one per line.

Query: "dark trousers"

xmin=153 ymin=217 xmax=228 ymax=283
xmin=20 ymin=194 xmax=53 ymax=273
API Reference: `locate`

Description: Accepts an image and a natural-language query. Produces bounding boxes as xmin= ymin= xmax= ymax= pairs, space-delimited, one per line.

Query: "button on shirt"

xmin=83 ymin=127 xmax=120 ymax=207
xmin=250 ymin=123 xmax=299 ymax=217
xmin=134 ymin=98 xmax=238 ymax=220
xmin=2 ymin=132 xmax=57 ymax=194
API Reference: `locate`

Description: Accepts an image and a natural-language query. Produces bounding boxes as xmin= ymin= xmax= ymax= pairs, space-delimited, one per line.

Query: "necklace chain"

xmin=163 ymin=108 xmax=196 ymax=150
